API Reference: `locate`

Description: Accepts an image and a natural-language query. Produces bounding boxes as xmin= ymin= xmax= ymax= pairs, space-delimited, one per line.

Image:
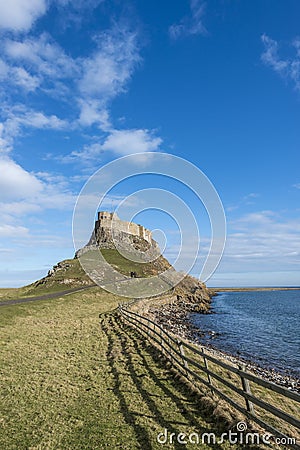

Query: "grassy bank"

xmin=0 ymin=287 xmax=255 ymax=450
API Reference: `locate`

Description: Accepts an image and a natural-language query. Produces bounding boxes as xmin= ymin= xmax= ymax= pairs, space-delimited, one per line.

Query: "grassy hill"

xmin=0 ymin=247 xmax=209 ymax=304
xmin=33 ymin=248 xmax=171 ymax=293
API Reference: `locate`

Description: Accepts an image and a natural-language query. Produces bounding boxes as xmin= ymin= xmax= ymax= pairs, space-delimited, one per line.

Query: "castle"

xmin=76 ymin=210 xmax=158 ymax=259
xmin=95 ymin=211 xmax=153 ymax=244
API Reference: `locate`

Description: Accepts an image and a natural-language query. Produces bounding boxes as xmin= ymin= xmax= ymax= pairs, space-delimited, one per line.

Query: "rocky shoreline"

xmin=147 ymin=297 xmax=300 ymax=393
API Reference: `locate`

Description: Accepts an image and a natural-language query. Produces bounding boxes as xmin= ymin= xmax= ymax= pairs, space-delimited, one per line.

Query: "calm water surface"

xmin=191 ymin=290 xmax=300 ymax=377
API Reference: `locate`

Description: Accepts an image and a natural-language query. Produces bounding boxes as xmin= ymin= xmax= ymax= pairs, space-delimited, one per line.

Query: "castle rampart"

xmin=95 ymin=211 xmax=152 ymax=244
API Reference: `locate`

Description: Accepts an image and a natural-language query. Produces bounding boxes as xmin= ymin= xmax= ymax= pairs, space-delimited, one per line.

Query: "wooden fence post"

xmin=168 ymin=336 xmax=174 ymax=365
xmin=202 ymin=348 xmax=213 ymax=394
xmin=239 ymin=363 xmax=255 ymax=415
xmin=151 ymin=320 xmax=155 ymax=340
xmin=178 ymin=340 xmax=189 ymax=378
xmin=160 ymin=327 xmax=165 ymax=356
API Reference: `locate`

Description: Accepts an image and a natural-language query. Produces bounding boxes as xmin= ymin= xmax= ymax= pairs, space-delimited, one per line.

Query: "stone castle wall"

xmin=95 ymin=211 xmax=152 ymax=244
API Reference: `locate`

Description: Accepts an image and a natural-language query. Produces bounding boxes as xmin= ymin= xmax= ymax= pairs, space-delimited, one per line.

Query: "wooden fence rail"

xmin=118 ymin=303 xmax=300 ymax=449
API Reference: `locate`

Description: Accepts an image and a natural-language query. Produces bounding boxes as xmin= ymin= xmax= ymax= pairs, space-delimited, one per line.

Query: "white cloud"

xmin=11 ymin=67 xmax=40 ymax=91
xmin=0 ymin=158 xmax=43 ymax=201
xmin=0 ymin=154 xmax=78 ymax=257
xmin=226 ymin=192 xmax=260 ymax=212
xmin=0 ymin=224 xmax=29 ymax=238
xmin=69 ymin=142 xmax=104 ymax=162
xmin=169 ymin=0 xmax=207 ymax=40
xmin=0 ymin=23 xmax=158 ymax=168
xmin=0 ymin=59 xmax=40 ymax=92
xmin=0 ymin=123 xmax=13 ymax=154
xmin=101 ymin=129 xmax=162 ymax=155
xmin=0 ymin=154 xmax=77 ymax=215
xmin=2 ymin=27 xmax=141 ymax=132
xmin=0 ymin=59 xmax=9 ymax=79
xmin=75 ymin=26 xmax=142 ymax=131
xmin=0 ymin=109 xmax=67 ymax=158
xmin=18 ymin=111 xmax=67 ymax=129
xmin=4 ymin=33 xmax=77 ymax=80
xmin=261 ymin=34 xmax=300 ymax=91
xmin=223 ymin=210 xmax=300 ymax=270
xmin=0 ymin=0 xmax=47 ymax=32
xmin=79 ymin=26 xmax=140 ymax=100
xmin=78 ymin=100 xmax=111 ymax=129
xmin=60 ymin=127 xmax=162 ymax=163
xmin=0 ymin=201 xmax=42 ymax=216
xmin=172 ymin=209 xmax=300 ymax=282
xmin=261 ymin=35 xmax=289 ymax=75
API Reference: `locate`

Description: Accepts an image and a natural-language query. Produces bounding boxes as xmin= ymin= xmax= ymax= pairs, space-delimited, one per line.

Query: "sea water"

xmin=191 ymin=290 xmax=300 ymax=377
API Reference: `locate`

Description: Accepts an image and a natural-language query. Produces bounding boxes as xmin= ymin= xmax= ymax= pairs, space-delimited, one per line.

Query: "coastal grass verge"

xmin=0 ymin=288 xmax=259 ymax=450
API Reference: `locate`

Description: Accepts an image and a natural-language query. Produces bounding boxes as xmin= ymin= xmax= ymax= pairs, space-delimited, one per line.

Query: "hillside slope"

xmin=20 ymin=245 xmax=212 ymax=312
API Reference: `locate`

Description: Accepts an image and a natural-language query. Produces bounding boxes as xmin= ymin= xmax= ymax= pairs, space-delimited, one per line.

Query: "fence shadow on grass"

xmin=99 ymin=312 xmax=256 ymax=450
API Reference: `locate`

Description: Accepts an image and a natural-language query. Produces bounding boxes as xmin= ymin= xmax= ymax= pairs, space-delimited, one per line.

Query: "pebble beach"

xmin=148 ymin=297 xmax=300 ymax=393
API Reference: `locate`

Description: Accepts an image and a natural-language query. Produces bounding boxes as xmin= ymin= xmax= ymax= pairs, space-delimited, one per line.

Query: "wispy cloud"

xmin=77 ymin=100 xmax=111 ymax=129
xmin=79 ymin=27 xmax=140 ymax=99
xmin=0 ymin=63 xmax=40 ymax=92
xmin=0 ymin=0 xmax=103 ymax=33
xmin=101 ymin=128 xmax=162 ymax=156
xmin=0 ymin=0 xmax=47 ymax=32
xmin=165 ymin=209 xmax=300 ymax=283
xmin=0 ymin=224 xmax=30 ymax=238
xmin=3 ymin=33 xmax=78 ymax=95
xmin=0 ymin=24 xmax=149 ymax=146
xmin=0 ymin=157 xmax=77 ymax=228
xmin=224 ymin=210 xmax=300 ymax=269
xmin=169 ymin=0 xmax=207 ymax=40
xmin=0 ymin=158 xmax=43 ymax=201
xmin=261 ymin=34 xmax=300 ymax=91
xmin=77 ymin=25 xmax=141 ymax=128
xmin=0 ymin=106 xmax=67 ymax=158
xmin=59 ymin=128 xmax=163 ymax=164
xmin=0 ymin=20 xmax=163 ymax=169
xmin=226 ymin=193 xmax=260 ymax=212
xmin=16 ymin=110 xmax=67 ymax=129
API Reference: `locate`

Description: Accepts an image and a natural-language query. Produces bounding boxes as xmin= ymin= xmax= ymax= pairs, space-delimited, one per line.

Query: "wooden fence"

xmin=118 ymin=303 xmax=300 ymax=449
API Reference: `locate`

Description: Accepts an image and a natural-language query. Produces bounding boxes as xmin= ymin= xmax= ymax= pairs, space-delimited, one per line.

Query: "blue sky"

xmin=0 ymin=0 xmax=300 ymax=287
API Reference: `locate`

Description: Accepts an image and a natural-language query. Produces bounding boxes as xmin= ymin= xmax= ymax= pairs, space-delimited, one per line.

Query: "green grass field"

xmin=0 ymin=284 xmax=263 ymax=450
